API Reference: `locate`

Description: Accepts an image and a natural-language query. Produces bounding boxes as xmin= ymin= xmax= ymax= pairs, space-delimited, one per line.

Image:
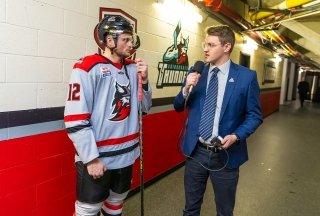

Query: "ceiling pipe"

xmin=192 ymin=0 xmax=303 ymax=59
xmin=250 ymin=0 xmax=314 ymax=20
xmin=197 ymin=0 xmax=251 ymax=30
xmin=191 ymin=0 xmax=264 ymax=42
xmin=195 ymin=0 xmax=267 ymax=41
xmin=195 ymin=1 xmax=318 ymax=68
xmin=261 ymin=30 xmax=297 ymax=56
xmin=193 ymin=0 xmax=281 ymax=45
xmin=244 ymin=9 xmax=320 ymax=32
xmin=262 ymin=0 xmax=290 ymax=7
xmin=252 ymin=2 xmax=320 ymax=24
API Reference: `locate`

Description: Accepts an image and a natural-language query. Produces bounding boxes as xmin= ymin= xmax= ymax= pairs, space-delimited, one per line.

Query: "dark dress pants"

xmin=183 ymin=146 xmax=239 ymax=216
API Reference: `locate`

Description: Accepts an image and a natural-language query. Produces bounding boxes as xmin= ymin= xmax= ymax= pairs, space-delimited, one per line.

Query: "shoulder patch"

xmin=73 ymin=54 xmax=110 ymax=72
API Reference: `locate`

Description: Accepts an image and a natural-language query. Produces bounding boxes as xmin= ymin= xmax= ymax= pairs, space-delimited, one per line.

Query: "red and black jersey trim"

xmin=124 ymin=58 xmax=135 ymax=65
xmin=66 ymin=123 xmax=92 ymax=134
xmin=98 ymin=142 xmax=139 ymax=158
xmin=64 ymin=113 xmax=91 ymax=122
xmin=73 ymin=54 xmax=136 ymax=72
xmin=73 ymin=54 xmax=110 ymax=72
xmin=96 ymin=132 xmax=139 ymax=147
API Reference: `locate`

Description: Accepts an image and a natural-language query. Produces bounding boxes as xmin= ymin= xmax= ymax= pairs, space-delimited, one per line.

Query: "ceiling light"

xmin=244 ymin=36 xmax=258 ymax=50
xmin=273 ymin=54 xmax=282 ymax=63
xmin=154 ymin=0 xmax=203 ymax=23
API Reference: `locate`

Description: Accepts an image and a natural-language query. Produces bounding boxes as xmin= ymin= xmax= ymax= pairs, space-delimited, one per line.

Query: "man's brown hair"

xmin=205 ymin=25 xmax=235 ymax=53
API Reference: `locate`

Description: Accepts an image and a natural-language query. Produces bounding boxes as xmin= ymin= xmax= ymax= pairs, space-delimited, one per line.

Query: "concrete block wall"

xmin=0 ymin=0 xmax=99 ymax=112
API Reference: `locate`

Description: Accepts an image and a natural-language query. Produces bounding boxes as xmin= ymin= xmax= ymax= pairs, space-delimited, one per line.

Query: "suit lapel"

xmin=220 ymin=61 xmax=239 ymax=120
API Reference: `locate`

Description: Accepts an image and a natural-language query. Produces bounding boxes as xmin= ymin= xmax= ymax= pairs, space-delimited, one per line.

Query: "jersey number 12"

xmin=67 ymin=83 xmax=80 ymax=101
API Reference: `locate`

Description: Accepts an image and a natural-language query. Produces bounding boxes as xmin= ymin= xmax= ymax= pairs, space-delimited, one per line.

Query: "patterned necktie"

xmin=198 ymin=67 xmax=219 ymax=140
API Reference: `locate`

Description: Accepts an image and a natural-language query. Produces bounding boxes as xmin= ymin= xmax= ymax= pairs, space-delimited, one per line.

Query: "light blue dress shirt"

xmin=206 ymin=59 xmax=231 ymax=140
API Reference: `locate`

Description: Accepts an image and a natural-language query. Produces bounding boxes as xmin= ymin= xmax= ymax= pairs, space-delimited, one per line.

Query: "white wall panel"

xmin=64 ymin=10 xmax=97 ymax=39
xmin=37 ymin=0 xmax=87 ymax=14
xmin=138 ymin=31 xmax=170 ymax=55
xmin=134 ymin=0 xmax=157 ymax=17
xmin=0 ymin=84 xmax=37 ymax=112
xmin=86 ymin=39 xmax=98 ymax=56
xmin=139 ymin=15 xmax=174 ymax=40
xmin=0 ymin=0 xmax=5 ymax=22
xmin=7 ymin=0 xmax=63 ymax=33
xmin=136 ymin=48 xmax=163 ymax=69
xmin=37 ymin=83 xmax=67 ymax=108
xmin=38 ymin=30 xmax=86 ymax=59
xmin=135 ymin=49 xmax=159 ymax=85
xmin=87 ymin=0 xmax=120 ymax=18
xmin=63 ymin=59 xmax=74 ymax=82
xmin=62 ymin=0 xmax=87 ymax=14
xmin=0 ymin=54 xmax=5 ymax=82
xmin=6 ymin=55 xmax=63 ymax=82
xmin=0 ymin=23 xmax=37 ymax=55
xmin=287 ymin=61 xmax=296 ymax=100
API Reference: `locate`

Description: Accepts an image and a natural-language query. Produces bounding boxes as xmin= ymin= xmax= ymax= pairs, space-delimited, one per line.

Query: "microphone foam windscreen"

xmin=192 ymin=61 xmax=205 ymax=75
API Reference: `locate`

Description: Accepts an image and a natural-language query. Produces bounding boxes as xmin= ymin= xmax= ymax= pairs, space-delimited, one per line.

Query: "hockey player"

xmin=64 ymin=15 xmax=152 ymax=216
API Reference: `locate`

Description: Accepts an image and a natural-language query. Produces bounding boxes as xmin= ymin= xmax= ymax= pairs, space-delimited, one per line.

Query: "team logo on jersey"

xmin=101 ymin=67 xmax=111 ymax=77
xmin=109 ymin=82 xmax=131 ymax=121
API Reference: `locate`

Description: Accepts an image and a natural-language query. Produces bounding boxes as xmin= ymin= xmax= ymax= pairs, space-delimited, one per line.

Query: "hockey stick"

xmin=138 ymin=72 xmax=144 ymax=216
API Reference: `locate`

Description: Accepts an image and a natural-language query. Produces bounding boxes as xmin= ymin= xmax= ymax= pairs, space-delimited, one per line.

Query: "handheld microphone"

xmin=189 ymin=61 xmax=204 ymax=94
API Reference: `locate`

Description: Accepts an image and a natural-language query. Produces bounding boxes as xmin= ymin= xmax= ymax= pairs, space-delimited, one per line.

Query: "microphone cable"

xmin=176 ymin=91 xmax=229 ymax=172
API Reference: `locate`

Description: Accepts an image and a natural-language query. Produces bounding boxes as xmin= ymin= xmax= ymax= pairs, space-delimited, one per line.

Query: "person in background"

xmin=173 ymin=25 xmax=263 ymax=216
xmin=297 ymin=77 xmax=310 ymax=107
xmin=64 ymin=15 xmax=152 ymax=216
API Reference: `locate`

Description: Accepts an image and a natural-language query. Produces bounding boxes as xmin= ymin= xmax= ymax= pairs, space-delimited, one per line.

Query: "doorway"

xmin=306 ymin=71 xmax=320 ymax=102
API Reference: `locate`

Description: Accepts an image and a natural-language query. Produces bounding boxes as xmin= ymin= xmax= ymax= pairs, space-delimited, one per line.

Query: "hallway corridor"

xmin=123 ymin=101 xmax=320 ymax=216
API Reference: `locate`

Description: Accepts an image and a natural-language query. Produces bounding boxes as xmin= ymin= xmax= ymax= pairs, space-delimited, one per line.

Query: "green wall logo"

xmin=156 ymin=21 xmax=189 ymax=88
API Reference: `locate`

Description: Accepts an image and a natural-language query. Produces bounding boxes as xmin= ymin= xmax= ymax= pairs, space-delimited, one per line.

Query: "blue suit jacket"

xmin=173 ymin=61 xmax=263 ymax=169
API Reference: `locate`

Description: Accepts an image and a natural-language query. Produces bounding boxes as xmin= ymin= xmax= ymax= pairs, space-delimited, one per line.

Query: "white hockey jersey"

xmin=64 ymin=54 xmax=152 ymax=169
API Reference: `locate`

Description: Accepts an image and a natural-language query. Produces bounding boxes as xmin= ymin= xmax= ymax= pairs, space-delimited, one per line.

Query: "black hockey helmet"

xmin=94 ymin=15 xmax=140 ymax=50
